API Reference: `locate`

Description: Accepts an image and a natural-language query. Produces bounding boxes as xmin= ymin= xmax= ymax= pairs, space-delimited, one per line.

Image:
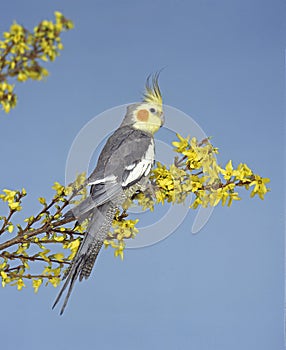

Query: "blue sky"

xmin=0 ymin=1 xmax=284 ymax=349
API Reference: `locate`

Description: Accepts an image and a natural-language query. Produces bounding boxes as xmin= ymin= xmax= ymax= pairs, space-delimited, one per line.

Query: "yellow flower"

xmin=112 ymin=218 xmax=139 ymax=240
xmin=10 ymin=23 xmax=24 ymax=35
xmin=38 ymin=197 xmax=46 ymax=205
xmin=52 ymin=181 xmax=64 ymax=195
xmin=54 ymin=235 xmax=65 ymax=242
xmin=54 ymin=11 xmax=63 ymax=20
xmin=17 ymin=279 xmax=25 ymax=291
xmin=182 ymin=148 xmax=201 ymax=169
xmin=188 ymin=176 xmax=203 ymax=192
xmin=8 ymin=202 xmax=22 ymax=211
xmin=24 ymin=215 xmax=34 ymax=223
xmin=1 ymin=271 xmax=8 ymax=287
xmin=190 ymin=194 xmax=203 ymax=209
xmin=135 ymin=192 xmax=154 ymax=211
xmin=38 ymin=249 xmax=51 ymax=262
xmin=49 ymin=277 xmax=61 ymax=288
xmin=219 ymin=160 xmax=236 ymax=181
xmin=234 ymin=163 xmax=253 ymax=181
xmin=66 ymin=238 xmax=81 ymax=260
xmin=67 ymin=239 xmax=80 ymax=251
xmin=0 ymin=189 xmax=17 ymax=202
xmin=43 ymin=266 xmax=52 ymax=275
xmin=115 ymin=249 xmax=124 ymax=260
xmin=53 ymin=267 xmax=61 ymax=276
xmin=250 ymin=175 xmax=270 ymax=200
xmin=1 ymin=271 xmax=7 ymax=279
xmin=155 ymin=190 xmax=167 ymax=204
xmin=74 ymin=172 xmax=87 ymax=188
xmin=114 ymin=242 xmax=125 ymax=260
xmin=52 ymin=253 xmax=64 ymax=262
xmin=172 ymin=133 xmax=190 ymax=153
xmin=210 ymin=187 xmax=229 ymax=207
xmin=3 ymin=103 xmax=11 ymax=113
xmin=227 ymin=191 xmax=241 ymax=207
xmin=64 ymin=186 xmax=73 ymax=196
xmin=103 ymin=240 xmax=110 ymax=248
xmin=32 ymin=278 xmax=42 ymax=293
xmin=151 ymin=163 xmax=175 ymax=201
xmin=17 ymin=72 xmax=28 ymax=82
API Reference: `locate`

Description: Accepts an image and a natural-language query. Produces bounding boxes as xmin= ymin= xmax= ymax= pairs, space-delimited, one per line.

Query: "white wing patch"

xmin=125 ymin=163 xmax=136 ymax=170
xmin=88 ymin=175 xmax=116 ymax=186
xmin=122 ymin=140 xmax=155 ymax=187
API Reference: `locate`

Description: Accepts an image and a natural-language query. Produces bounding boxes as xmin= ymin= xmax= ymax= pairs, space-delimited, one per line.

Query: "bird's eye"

xmin=150 ymin=108 xmax=156 ymax=113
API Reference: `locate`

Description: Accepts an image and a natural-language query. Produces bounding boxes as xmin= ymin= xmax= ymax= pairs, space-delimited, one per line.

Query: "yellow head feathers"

xmin=143 ymin=73 xmax=163 ymax=112
xmin=122 ymin=73 xmax=164 ymax=135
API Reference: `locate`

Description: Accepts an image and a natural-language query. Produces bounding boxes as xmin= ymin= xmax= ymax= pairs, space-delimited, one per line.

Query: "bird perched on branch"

xmin=52 ymin=74 xmax=164 ymax=314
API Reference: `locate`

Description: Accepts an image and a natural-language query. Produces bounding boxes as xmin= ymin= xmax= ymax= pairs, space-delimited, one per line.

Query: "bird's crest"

xmin=143 ymin=73 xmax=162 ymax=109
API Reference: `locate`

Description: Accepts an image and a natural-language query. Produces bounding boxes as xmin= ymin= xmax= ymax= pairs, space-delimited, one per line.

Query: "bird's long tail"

xmin=52 ymin=202 xmax=117 ymax=314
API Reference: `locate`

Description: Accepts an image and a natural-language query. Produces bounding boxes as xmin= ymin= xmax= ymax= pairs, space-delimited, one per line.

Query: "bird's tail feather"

xmin=52 ymin=254 xmax=85 ymax=315
xmin=79 ymin=240 xmax=103 ymax=281
xmin=52 ymin=203 xmax=116 ymax=314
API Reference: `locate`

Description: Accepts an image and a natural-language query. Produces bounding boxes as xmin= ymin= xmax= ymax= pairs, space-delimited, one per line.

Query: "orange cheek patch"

xmin=137 ymin=109 xmax=149 ymax=122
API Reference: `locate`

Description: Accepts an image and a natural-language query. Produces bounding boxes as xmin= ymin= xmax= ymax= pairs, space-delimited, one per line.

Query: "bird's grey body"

xmin=53 ymin=126 xmax=156 ymax=314
xmin=52 ymin=74 xmax=164 ymax=314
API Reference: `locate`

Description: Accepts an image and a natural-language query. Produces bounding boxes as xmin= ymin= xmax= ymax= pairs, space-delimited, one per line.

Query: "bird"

xmin=52 ymin=73 xmax=164 ymax=314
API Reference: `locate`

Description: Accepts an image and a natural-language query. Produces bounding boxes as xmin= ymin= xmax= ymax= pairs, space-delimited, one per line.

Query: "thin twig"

xmin=0 ymin=252 xmax=70 ymax=265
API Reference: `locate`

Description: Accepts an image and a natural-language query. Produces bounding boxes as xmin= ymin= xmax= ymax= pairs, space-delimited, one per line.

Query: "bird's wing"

xmin=65 ymin=127 xmax=154 ymax=219
xmin=121 ymin=140 xmax=154 ymax=187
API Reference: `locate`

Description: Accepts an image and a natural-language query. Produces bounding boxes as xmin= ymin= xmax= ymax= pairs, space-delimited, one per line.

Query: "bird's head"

xmin=121 ymin=73 xmax=164 ymax=135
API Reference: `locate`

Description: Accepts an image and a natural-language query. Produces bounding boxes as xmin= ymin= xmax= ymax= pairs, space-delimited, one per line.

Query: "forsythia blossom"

xmin=0 ymin=135 xmax=270 ymax=293
xmin=0 ymin=12 xmax=73 ymax=113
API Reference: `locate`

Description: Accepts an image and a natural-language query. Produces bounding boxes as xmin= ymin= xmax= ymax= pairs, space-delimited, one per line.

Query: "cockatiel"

xmin=52 ymin=74 xmax=164 ymax=314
